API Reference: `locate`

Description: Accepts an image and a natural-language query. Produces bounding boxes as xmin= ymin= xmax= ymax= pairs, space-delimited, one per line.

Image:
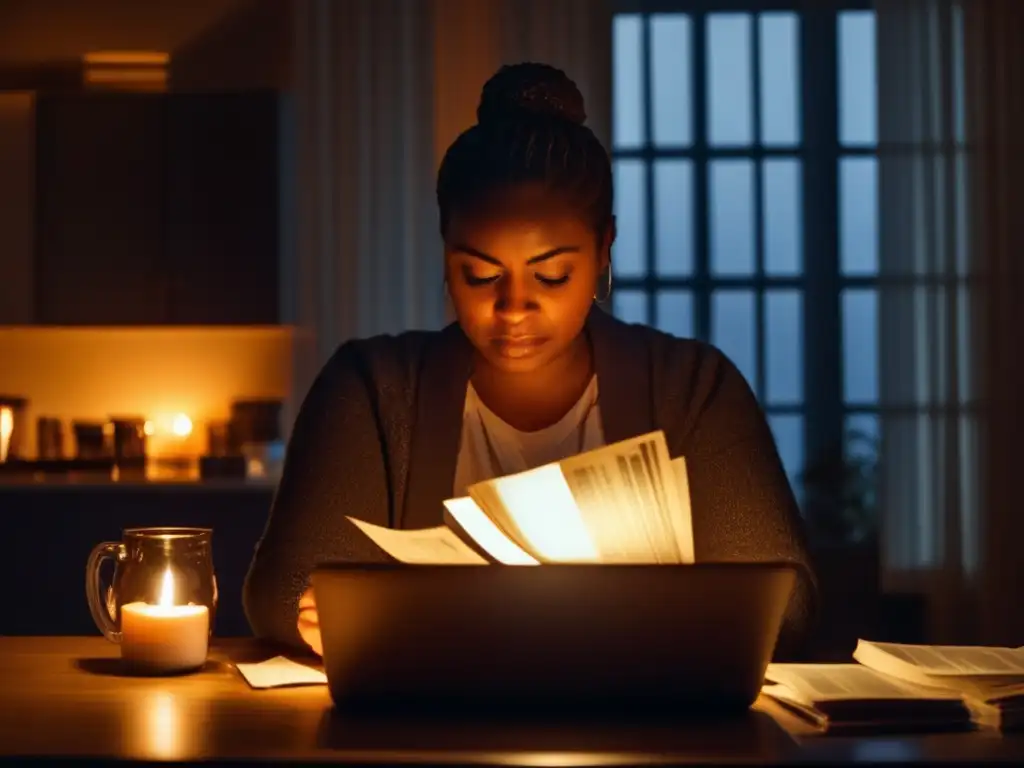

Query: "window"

xmin=836 ymin=9 xmax=879 ymax=479
xmin=611 ymin=2 xmax=875 ymax=505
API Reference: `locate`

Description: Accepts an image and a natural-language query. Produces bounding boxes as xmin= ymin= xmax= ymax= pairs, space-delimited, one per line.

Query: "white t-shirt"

xmin=452 ymin=376 xmax=605 ymax=497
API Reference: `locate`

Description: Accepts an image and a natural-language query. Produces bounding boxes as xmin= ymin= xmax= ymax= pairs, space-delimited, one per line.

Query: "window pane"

xmin=952 ymin=4 xmax=966 ymax=144
xmin=769 ymin=414 xmax=804 ymax=494
xmin=765 ymin=290 xmax=803 ymax=405
xmin=840 ymin=157 xmax=878 ymax=275
xmin=838 ymin=11 xmax=877 ymax=146
xmin=710 ymin=160 xmax=755 ymax=276
xmin=654 ymin=160 xmax=693 ymax=276
xmin=651 ymin=14 xmax=692 ymax=147
xmin=763 ymin=158 xmax=802 ymax=275
xmin=613 ymin=290 xmax=648 ymax=325
xmin=759 ymin=13 xmax=800 ymax=146
xmin=707 ymin=14 xmax=753 ymax=147
xmin=613 ymin=160 xmax=646 ymax=277
xmin=842 ymin=289 xmax=879 ymax=404
xmin=613 ymin=14 xmax=645 ymax=149
xmin=712 ymin=290 xmax=757 ymax=390
xmin=656 ymin=290 xmax=694 ymax=338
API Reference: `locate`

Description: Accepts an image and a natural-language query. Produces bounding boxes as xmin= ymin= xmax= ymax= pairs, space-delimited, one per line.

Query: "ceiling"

xmin=0 ymin=0 xmax=289 ymax=90
xmin=0 ymin=0 xmax=259 ymax=65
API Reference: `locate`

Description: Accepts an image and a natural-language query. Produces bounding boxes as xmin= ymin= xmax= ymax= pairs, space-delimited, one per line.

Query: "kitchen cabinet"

xmin=34 ymin=93 xmax=166 ymax=324
xmin=33 ymin=91 xmax=280 ymax=325
xmin=164 ymin=93 xmax=280 ymax=324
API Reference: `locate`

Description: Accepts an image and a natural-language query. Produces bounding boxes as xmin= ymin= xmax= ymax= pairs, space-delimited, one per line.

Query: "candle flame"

xmin=0 ymin=407 xmax=11 ymax=463
xmin=158 ymin=568 xmax=175 ymax=607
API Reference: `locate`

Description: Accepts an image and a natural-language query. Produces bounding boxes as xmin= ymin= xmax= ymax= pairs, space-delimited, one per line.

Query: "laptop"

xmin=312 ymin=562 xmax=798 ymax=714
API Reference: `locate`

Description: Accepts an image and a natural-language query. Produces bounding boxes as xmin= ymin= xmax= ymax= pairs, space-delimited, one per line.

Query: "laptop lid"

xmin=312 ymin=562 xmax=797 ymax=713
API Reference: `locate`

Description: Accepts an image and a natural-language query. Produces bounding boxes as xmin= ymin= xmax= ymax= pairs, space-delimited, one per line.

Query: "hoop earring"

xmin=594 ymin=268 xmax=613 ymax=303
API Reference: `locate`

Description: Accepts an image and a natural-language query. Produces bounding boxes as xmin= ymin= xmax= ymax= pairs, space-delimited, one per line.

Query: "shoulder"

xmin=607 ymin=317 xmax=760 ymax=452
xmin=607 ymin=316 xmax=744 ymax=392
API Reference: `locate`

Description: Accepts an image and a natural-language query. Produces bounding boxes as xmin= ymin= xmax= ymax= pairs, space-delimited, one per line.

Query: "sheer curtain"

xmin=282 ymin=0 xmax=612 ymax=423
xmin=284 ymin=0 xmax=441 ymax=410
xmin=876 ymin=0 xmax=1024 ymax=644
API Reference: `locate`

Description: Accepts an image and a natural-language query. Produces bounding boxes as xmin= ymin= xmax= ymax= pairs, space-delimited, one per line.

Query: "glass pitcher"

xmin=86 ymin=527 xmax=218 ymax=674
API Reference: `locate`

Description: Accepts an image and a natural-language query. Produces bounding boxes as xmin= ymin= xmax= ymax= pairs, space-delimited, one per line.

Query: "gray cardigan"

xmin=243 ymin=307 xmax=818 ymax=658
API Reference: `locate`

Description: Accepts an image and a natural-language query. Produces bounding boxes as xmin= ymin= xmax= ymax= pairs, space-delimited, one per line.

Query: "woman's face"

xmin=444 ymin=184 xmax=611 ymax=374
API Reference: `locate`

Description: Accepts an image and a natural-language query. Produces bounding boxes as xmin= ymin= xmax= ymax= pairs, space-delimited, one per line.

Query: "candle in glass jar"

xmin=121 ymin=568 xmax=209 ymax=674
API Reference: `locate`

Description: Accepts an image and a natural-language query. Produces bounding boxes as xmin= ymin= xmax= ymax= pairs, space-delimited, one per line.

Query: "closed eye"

xmin=536 ymin=274 xmax=570 ymax=287
xmin=465 ymin=273 xmax=501 ymax=287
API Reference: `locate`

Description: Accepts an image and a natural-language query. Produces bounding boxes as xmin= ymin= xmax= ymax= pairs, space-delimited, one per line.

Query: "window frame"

xmin=610 ymin=0 xmax=874 ymax=508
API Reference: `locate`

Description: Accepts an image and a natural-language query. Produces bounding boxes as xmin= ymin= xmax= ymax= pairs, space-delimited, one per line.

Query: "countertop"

xmin=0 ymin=476 xmax=277 ymax=491
xmin=1 ymin=636 xmax=1021 ymax=765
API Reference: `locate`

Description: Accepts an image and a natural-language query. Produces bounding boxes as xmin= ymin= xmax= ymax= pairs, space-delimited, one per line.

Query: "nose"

xmin=494 ymin=274 xmax=537 ymax=326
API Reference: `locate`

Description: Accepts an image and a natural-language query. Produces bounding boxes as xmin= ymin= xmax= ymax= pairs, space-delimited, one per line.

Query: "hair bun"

xmin=477 ymin=62 xmax=587 ymax=127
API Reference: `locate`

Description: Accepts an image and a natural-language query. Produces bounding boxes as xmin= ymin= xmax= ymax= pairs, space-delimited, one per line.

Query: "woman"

xmin=243 ymin=63 xmax=817 ymax=659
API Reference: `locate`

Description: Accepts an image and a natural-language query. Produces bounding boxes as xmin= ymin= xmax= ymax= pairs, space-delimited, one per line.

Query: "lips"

xmin=491 ymin=335 xmax=548 ymax=359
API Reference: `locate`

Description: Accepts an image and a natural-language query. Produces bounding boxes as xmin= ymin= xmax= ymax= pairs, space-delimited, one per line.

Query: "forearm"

xmin=242 ymin=541 xmax=307 ymax=650
xmin=243 ymin=506 xmax=391 ymax=649
xmin=240 ymin=340 xmax=393 ymax=647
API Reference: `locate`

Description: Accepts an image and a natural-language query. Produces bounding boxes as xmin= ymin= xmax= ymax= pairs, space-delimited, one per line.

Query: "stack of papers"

xmin=853 ymin=640 xmax=1024 ymax=731
xmin=762 ymin=640 xmax=1024 ymax=733
xmin=762 ymin=663 xmax=971 ymax=733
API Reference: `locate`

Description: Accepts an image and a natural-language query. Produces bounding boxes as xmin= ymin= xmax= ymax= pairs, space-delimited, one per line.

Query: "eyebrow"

xmin=451 ymin=244 xmax=581 ymax=266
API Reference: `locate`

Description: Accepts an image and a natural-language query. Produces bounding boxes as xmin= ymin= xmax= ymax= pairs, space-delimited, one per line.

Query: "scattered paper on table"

xmin=235 ymin=656 xmax=328 ymax=689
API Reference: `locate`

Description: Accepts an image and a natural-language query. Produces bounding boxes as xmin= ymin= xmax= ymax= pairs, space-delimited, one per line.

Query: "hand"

xmin=297 ymin=586 xmax=323 ymax=657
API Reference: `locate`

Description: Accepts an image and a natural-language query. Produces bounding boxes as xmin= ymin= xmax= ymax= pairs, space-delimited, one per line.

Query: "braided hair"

xmin=436 ymin=62 xmax=614 ymax=241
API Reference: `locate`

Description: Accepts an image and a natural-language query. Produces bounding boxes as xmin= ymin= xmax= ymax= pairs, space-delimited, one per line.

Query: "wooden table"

xmin=1 ymin=637 xmax=1021 ymax=765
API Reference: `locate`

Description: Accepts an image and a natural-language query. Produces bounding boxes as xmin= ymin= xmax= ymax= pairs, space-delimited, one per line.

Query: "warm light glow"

xmin=126 ymin=690 xmax=207 ymax=760
xmin=82 ymin=51 xmax=168 ymax=92
xmin=472 ymin=464 xmax=599 ymax=562
xmin=144 ymin=413 xmax=198 ymax=467
xmin=444 ymin=497 xmax=539 ymax=565
xmin=121 ymin=569 xmax=209 ymax=670
xmin=84 ymin=69 xmax=168 ymax=86
xmin=158 ymin=568 xmax=175 ymax=607
xmin=147 ymin=413 xmax=193 ymax=439
xmin=0 ymin=325 xmax=294 ymax=459
xmin=83 ymin=51 xmax=170 ymax=66
xmin=144 ymin=691 xmax=179 ymax=759
xmin=0 ymin=407 xmax=12 ymax=463
xmin=502 ymin=753 xmax=622 ymax=767
xmin=170 ymin=414 xmax=193 ymax=437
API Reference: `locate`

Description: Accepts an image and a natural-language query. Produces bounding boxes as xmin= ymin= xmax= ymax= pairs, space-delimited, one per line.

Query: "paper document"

xmin=345 ymin=430 xmax=696 ymax=566
xmin=764 ymin=664 xmax=952 ymax=701
xmin=442 ymin=497 xmax=539 ymax=565
xmin=858 ymin=641 xmax=1024 ymax=677
xmin=235 ymin=656 xmax=327 ymax=689
xmin=669 ymin=456 xmax=695 ymax=563
xmin=469 ymin=463 xmax=599 ymax=562
xmin=346 ymin=517 xmax=488 ymax=565
xmin=557 ymin=433 xmax=685 ymax=563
